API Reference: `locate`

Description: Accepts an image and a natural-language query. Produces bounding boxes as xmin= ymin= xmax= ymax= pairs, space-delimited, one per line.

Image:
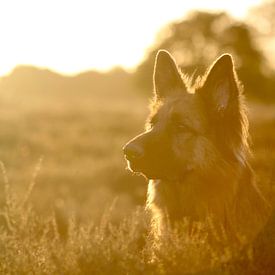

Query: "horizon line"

xmin=0 ymin=63 xmax=137 ymax=78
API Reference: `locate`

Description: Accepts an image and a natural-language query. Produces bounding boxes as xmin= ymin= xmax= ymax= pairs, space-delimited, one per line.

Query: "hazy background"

xmin=0 ymin=0 xmax=274 ymax=225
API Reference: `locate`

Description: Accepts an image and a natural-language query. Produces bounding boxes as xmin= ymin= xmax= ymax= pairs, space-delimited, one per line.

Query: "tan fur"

xmin=124 ymin=50 xmax=270 ymax=245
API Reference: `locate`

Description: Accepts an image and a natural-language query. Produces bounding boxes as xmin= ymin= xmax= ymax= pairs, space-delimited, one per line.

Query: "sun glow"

xmin=0 ymin=0 xmax=262 ymax=76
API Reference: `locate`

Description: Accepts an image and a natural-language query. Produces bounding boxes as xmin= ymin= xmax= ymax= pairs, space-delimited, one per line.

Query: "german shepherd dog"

xmin=123 ymin=50 xmax=269 ymax=243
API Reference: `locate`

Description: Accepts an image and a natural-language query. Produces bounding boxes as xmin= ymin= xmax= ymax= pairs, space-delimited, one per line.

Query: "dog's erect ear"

xmin=200 ymin=54 xmax=239 ymax=113
xmin=198 ymin=54 xmax=247 ymax=162
xmin=153 ymin=50 xmax=185 ymax=98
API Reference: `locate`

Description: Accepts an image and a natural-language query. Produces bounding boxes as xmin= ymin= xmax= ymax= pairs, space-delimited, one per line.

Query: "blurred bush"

xmin=134 ymin=11 xmax=275 ymax=101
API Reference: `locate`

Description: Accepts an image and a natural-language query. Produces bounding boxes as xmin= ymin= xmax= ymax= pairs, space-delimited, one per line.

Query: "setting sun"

xmin=0 ymin=0 xmax=262 ymax=76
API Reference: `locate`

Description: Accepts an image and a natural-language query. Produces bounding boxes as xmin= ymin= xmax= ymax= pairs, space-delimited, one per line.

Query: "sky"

xmin=0 ymin=0 xmax=263 ymax=76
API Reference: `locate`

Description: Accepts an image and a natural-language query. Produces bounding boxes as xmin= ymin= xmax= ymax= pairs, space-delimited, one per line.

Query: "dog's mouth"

xmin=125 ymin=159 xmax=164 ymax=179
xmin=125 ymin=158 xmax=190 ymax=181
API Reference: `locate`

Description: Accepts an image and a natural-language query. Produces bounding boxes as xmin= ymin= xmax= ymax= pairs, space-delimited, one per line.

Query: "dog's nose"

xmin=123 ymin=143 xmax=144 ymax=160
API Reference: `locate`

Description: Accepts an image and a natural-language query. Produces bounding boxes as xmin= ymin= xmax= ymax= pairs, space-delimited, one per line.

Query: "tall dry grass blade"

xmin=98 ymin=197 xmax=118 ymax=236
xmin=0 ymin=161 xmax=11 ymax=209
xmin=21 ymin=156 xmax=44 ymax=207
xmin=0 ymin=161 xmax=14 ymax=232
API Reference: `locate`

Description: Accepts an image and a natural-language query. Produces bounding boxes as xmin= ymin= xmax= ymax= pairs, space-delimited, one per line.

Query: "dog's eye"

xmin=176 ymin=123 xmax=189 ymax=132
xmin=174 ymin=122 xmax=196 ymax=134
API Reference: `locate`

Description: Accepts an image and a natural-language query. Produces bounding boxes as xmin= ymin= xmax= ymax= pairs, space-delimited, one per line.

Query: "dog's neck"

xmin=148 ymin=160 xmax=250 ymax=225
xmin=147 ymin=159 xmax=269 ymax=243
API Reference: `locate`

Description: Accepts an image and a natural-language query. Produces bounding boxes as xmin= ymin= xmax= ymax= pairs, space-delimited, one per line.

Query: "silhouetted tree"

xmin=135 ymin=11 xmax=274 ymax=100
xmin=249 ymin=0 xmax=275 ymax=37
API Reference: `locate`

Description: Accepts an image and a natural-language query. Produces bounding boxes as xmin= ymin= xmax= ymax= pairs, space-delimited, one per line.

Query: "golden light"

xmin=0 ymin=0 xmax=262 ymax=76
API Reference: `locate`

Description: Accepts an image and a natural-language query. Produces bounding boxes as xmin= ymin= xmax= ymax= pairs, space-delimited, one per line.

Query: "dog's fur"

xmin=124 ymin=50 xmax=269 ymax=243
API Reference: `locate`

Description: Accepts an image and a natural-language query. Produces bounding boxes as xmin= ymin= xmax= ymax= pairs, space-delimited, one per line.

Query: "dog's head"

xmin=123 ymin=50 xmax=248 ymax=180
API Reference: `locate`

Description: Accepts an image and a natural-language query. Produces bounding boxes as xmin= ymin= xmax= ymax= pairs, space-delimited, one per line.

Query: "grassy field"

xmin=0 ymin=70 xmax=274 ymax=274
xmin=0 ymin=70 xmax=148 ymax=223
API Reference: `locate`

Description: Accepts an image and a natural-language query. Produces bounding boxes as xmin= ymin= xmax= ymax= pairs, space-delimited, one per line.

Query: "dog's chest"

xmin=147 ymin=179 xmax=210 ymax=222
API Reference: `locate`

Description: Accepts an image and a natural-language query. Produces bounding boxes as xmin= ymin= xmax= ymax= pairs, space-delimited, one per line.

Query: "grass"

xmin=0 ymin=83 xmax=148 ymax=222
xmin=0 ymin=80 xmax=274 ymax=274
xmin=0 ymin=175 xmax=251 ymax=275
xmin=0 ymin=173 xmax=273 ymax=275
